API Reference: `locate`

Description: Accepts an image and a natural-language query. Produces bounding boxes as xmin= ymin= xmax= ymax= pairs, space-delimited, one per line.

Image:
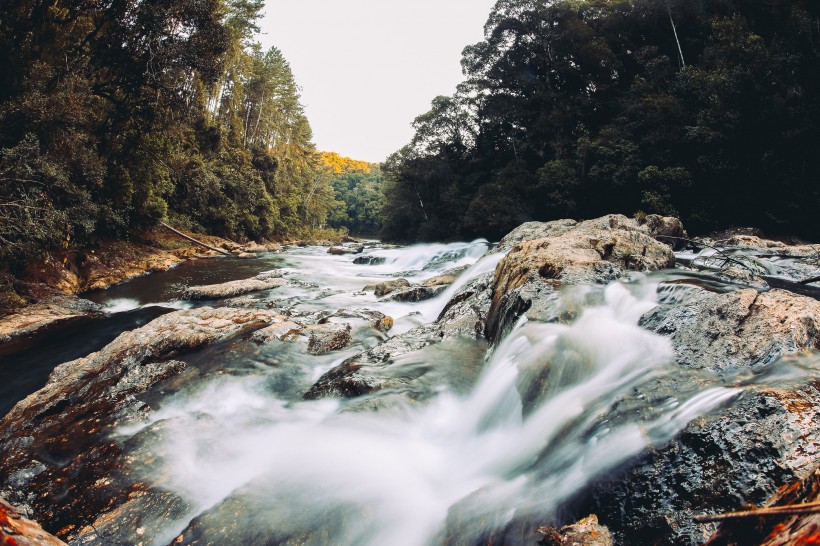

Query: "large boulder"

xmin=0 ymin=496 xmax=67 ymax=546
xmin=0 ymin=307 xmax=288 ymax=544
xmin=486 ymin=215 xmax=676 ymax=342
xmin=182 ymin=272 xmax=286 ymax=300
xmin=582 ymin=287 xmax=820 ymax=545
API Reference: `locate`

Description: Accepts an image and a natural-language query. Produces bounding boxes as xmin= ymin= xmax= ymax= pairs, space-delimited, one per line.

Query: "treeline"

xmin=0 ymin=0 xmax=338 ymax=270
xmin=321 ymin=152 xmax=384 ymax=237
xmin=381 ymin=0 xmax=820 ymax=242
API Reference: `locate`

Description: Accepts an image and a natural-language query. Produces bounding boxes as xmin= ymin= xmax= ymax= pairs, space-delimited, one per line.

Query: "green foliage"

xmin=381 ymin=0 xmax=820 ymax=241
xmin=0 ymin=0 xmax=331 ymax=270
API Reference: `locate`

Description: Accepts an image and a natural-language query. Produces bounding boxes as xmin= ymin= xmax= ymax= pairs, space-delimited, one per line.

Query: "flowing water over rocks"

xmin=0 ymin=215 xmax=818 ymax=546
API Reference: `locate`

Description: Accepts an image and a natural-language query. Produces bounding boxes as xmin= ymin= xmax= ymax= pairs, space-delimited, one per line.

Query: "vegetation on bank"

xmin=0 ymin=0 xmax=342 ymax=276
xmin=320 ymin=152 xmax=385 ymax=237
xmin=380 ymin=0 xmax=820 ymax=242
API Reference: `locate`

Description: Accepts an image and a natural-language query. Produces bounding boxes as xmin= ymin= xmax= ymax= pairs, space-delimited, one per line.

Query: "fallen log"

xmin=159 ymin=222 xmax=233 ymax=257
xmin=694 ymin=501 xmax=820 ymax=523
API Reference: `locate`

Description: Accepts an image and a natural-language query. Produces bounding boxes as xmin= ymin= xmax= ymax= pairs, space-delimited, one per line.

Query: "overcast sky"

xmin=259 ymin=0 xmax=496 ymax=163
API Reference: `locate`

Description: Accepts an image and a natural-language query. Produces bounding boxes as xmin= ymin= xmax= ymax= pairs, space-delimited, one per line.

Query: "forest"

xmin=380 ymin=0 xmax=820 ymax=242
xmin=0 ymin=0 xmax=342 ymax=273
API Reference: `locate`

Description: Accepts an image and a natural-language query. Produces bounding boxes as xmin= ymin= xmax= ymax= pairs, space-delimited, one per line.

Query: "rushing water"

xmin=4 ymin=241 xmax=818 ymax=545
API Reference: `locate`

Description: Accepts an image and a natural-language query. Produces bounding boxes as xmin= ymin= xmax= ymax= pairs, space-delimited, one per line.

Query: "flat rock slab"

xmin=183 ymin=272 xmax=286 ymax=300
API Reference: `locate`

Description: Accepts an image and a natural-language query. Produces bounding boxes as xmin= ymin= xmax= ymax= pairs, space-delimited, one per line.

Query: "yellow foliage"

xmin=319 ymin=152 xmax=373 ymax=174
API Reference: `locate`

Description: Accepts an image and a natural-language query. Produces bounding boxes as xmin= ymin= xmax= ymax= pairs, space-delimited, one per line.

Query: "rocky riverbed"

xmin=0 ymin=214 xmax=818 ymax=546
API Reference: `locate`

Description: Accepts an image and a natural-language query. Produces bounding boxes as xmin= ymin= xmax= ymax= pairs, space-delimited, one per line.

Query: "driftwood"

xmin=159 ymin=222 xmax=233 ymax=257
xmin=694 ymin=501 xmax=820 ymax=523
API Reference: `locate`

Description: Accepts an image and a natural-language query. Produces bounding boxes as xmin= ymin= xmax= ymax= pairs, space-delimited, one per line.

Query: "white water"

xmin=113 ymin=245 xmax=758 ymax=546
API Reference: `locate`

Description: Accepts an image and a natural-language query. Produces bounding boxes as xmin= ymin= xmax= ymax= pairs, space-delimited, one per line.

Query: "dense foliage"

xmin=381 ymin=0 xmax=820 ymax=242
xmin=0 ymin=0 xmax=336 ymax=269
xmin=321 ymin=152 xmax=385 ymax=237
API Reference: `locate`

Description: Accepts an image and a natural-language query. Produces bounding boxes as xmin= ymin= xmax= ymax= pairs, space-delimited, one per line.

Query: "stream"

xmin=2 ymin=239 xmax=818 ymax=546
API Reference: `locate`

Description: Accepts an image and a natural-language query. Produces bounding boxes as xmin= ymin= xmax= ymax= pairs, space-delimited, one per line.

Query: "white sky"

xmin=259 ymin=0 xmax=496 ymax=163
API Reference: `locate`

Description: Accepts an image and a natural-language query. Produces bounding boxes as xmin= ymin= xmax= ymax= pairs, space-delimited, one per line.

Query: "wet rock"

xmin=486 ymin=214 xmax=676 ymax=342
xmin=251 ymin=317 xmax=303 ymax=342
xmin=303 ymin=323 xmax=442 ymax=400
xmin=369 ymin=278 xmax=411 ymax=297
xmin=0 ymin=293 xmax=101 ymax=344
xmin=0 ymin=496 xmax=67 ymax=545
xmin=386 ymin=284 xmax=446 ymax=302
xmin=0 ymin=307 xmax=285 ymax=543
xmin=640 ymin=288 xmax=820 ymax=372
xmin=581 ymin=287 xmax=820 ymax=545
xmin=640 ymin=214 xmax=688 ymax=249
xmin=489 ymin=219 xmax=579 ymax=254
xmin=423 ymin=265 xmax=469 ymax=287
xmin=306 ymin=323 xmax=352 ymax=355
xmin=328 ymin=245 xmax=363 ymax=255
xmin=317 ymin=308 xmax=393 ymax=333
xmin=352 ymin=255 xmax=386 ymax=265
xmin=537 ymin=515 xmax=614 ymax=546
xmin=182 ymin=271 xmax=286 ymax=300
xmin=234 ymin=251 xmax=258 ymax=259
xmin=437 ymin=271 xmax=494 ymax=339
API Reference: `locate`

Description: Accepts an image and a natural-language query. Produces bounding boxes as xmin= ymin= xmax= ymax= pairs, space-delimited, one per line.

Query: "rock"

xmin=641 ymin=214 xmax=688 ymax=248
xmin=423 ymin=265 xmax=469 ymax=287
xmin=317 ymin=308 xmax=394 ymax=333
xmin=537 ymin=515 xmax=614 ymax=546
xmin=234 ymin=251 xmax=258 ymax=259
xmin=0 ymin=496 xmax=67 ymax=545
xmin=352 ymin=255 xmax=387 ymax=265
xmin=0 ymin=307 xmax=286 ymax=543
xmin=386 ymin=284 xmax=446 ymax=302
xmin=369 ymin=278 xmax=411 ymax=297
xmin=306 ymin=323 xmax=352 ymax=355
xmin=0 ymin=294 xmax=101 ymax=344
xmin=581 ymin=287 xmax=820 ymax=545
xmin=328 ymin=245 xmax=363 ymax=255
xmin=182 ymin=271 xmax=286 ymax=300
xmin=489 ymin=219 xmax=579 ymax=254
xmin=303 ymin=323 xmax=442 ymax=400
xmin=437 ymin=271 xmax=494 ymax=339
xmin=486 ymin=214 xmax=676 ymax=342
xmin=640 ymin=288 xmax=820 ymax=372
xmin=251 ymin=318 xmax=303 ymax=342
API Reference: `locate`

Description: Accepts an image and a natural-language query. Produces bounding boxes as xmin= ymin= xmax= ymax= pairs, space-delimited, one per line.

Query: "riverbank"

xmin=0 ymin=226 xmax=291 ymax=344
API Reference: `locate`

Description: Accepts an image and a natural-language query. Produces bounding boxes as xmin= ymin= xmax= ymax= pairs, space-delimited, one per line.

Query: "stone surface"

xmin=0 ymin=294 xmax=101 ymax=344
xmin=182 ymin=272 xmax=286 ymax=300
xmin=423 ymin=265 xmax=469 ymax=287
xmin=486 ymin=214 xmax=676 ymax=342
xmin=327 ymin=245 xmax=363 ymax=255
xmin=306 ymin=323 xmax=353 ymax=355
xmin=0 ymin=307 xmax=286 ymax=543
xmin=352 ymin=255 xmax=386 ymax=265
xmin=0 ymin=497 xmax=67 ymax=545
xmin=386 ymin=284 xmax=446 ymax=302
xmin=369 ymin=278 xmax=411 ymax=297
xmin=640 ymin=288 xmax=820 ymax=371
xmin=437 ymin=271 xmax=494 ymax=339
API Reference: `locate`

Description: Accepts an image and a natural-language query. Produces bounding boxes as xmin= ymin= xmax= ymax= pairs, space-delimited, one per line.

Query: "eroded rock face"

xmin=0 ymin=307 xmax=287 ymax=543
xmin=328 ymin=245 xmax=363 ymax=255
xmin=0 ymin=497 xmax=67 ymax=546
xmin=182 ymin=272 xmax=286 ymax=300
xmin=486 ymin=214 xmax=676 ymax=342
xmin=0 ymin=294 xmax=101 ymax=344
xmin=386 ymin=284 xmax=446 ymax=302
xmin=581 ymin=287 xmax=820 ymax=545
xmin=641 ymin=288 xmax=820 ymax=371
xmin=537 ymin=515 xmax=614 ymax=546
xmin=370 ymin=278 xmax=411 ymax=297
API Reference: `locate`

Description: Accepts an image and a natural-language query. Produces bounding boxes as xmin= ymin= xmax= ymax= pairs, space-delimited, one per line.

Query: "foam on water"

xmin=119 ymin=278 xmax=758 ymax=546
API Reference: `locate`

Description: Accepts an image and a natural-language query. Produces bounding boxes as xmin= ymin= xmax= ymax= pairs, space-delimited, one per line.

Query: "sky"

xmin=259 ymin=0 xmax=497 ymax=163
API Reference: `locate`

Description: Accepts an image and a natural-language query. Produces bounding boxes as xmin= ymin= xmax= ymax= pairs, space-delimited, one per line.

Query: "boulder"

xmin=182 ymin=271 xmax=286 ymax=300
xmin=306 ymin=323 xmax=353 ymax=355
xmin=640 ymin=214 xmax=688 ymax=248
xmin=303 ymin=323 xmax=442 ymax=400
xmin=582 ymin=287 xmax=820 ymax=545
xmin=352 ymin=256 xmax=387 ymax=265
xmin=316 ymin=308 xmax=394 ymax=333
xmin=368 ymin=278 xmax=411 ymax=297
xmin=327 ymin=246 xmax=363 ymax=255
xmin=486 ymin=215 xmax=676 ymax=342
xmin=0 ymin=294 xmax=100 ymax=344
xmin=640 ymin=288 xmax=820 ymax=371
xmin=386 ymin=284 xmax=446 ymax=302
xmin=436 ymin=271 xmax=494 ymax=339
xmin=423 ymin=265 xmax=469 ymax=287
xmin=0 ymin=307 xmax=287 ymax=543
xmin=537 ymin=515 xmax=614 ymax=546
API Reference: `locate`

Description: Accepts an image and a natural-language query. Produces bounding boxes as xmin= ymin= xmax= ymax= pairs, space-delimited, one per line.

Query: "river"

xmin=2 ymin=239 xmax=817 ymax=546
